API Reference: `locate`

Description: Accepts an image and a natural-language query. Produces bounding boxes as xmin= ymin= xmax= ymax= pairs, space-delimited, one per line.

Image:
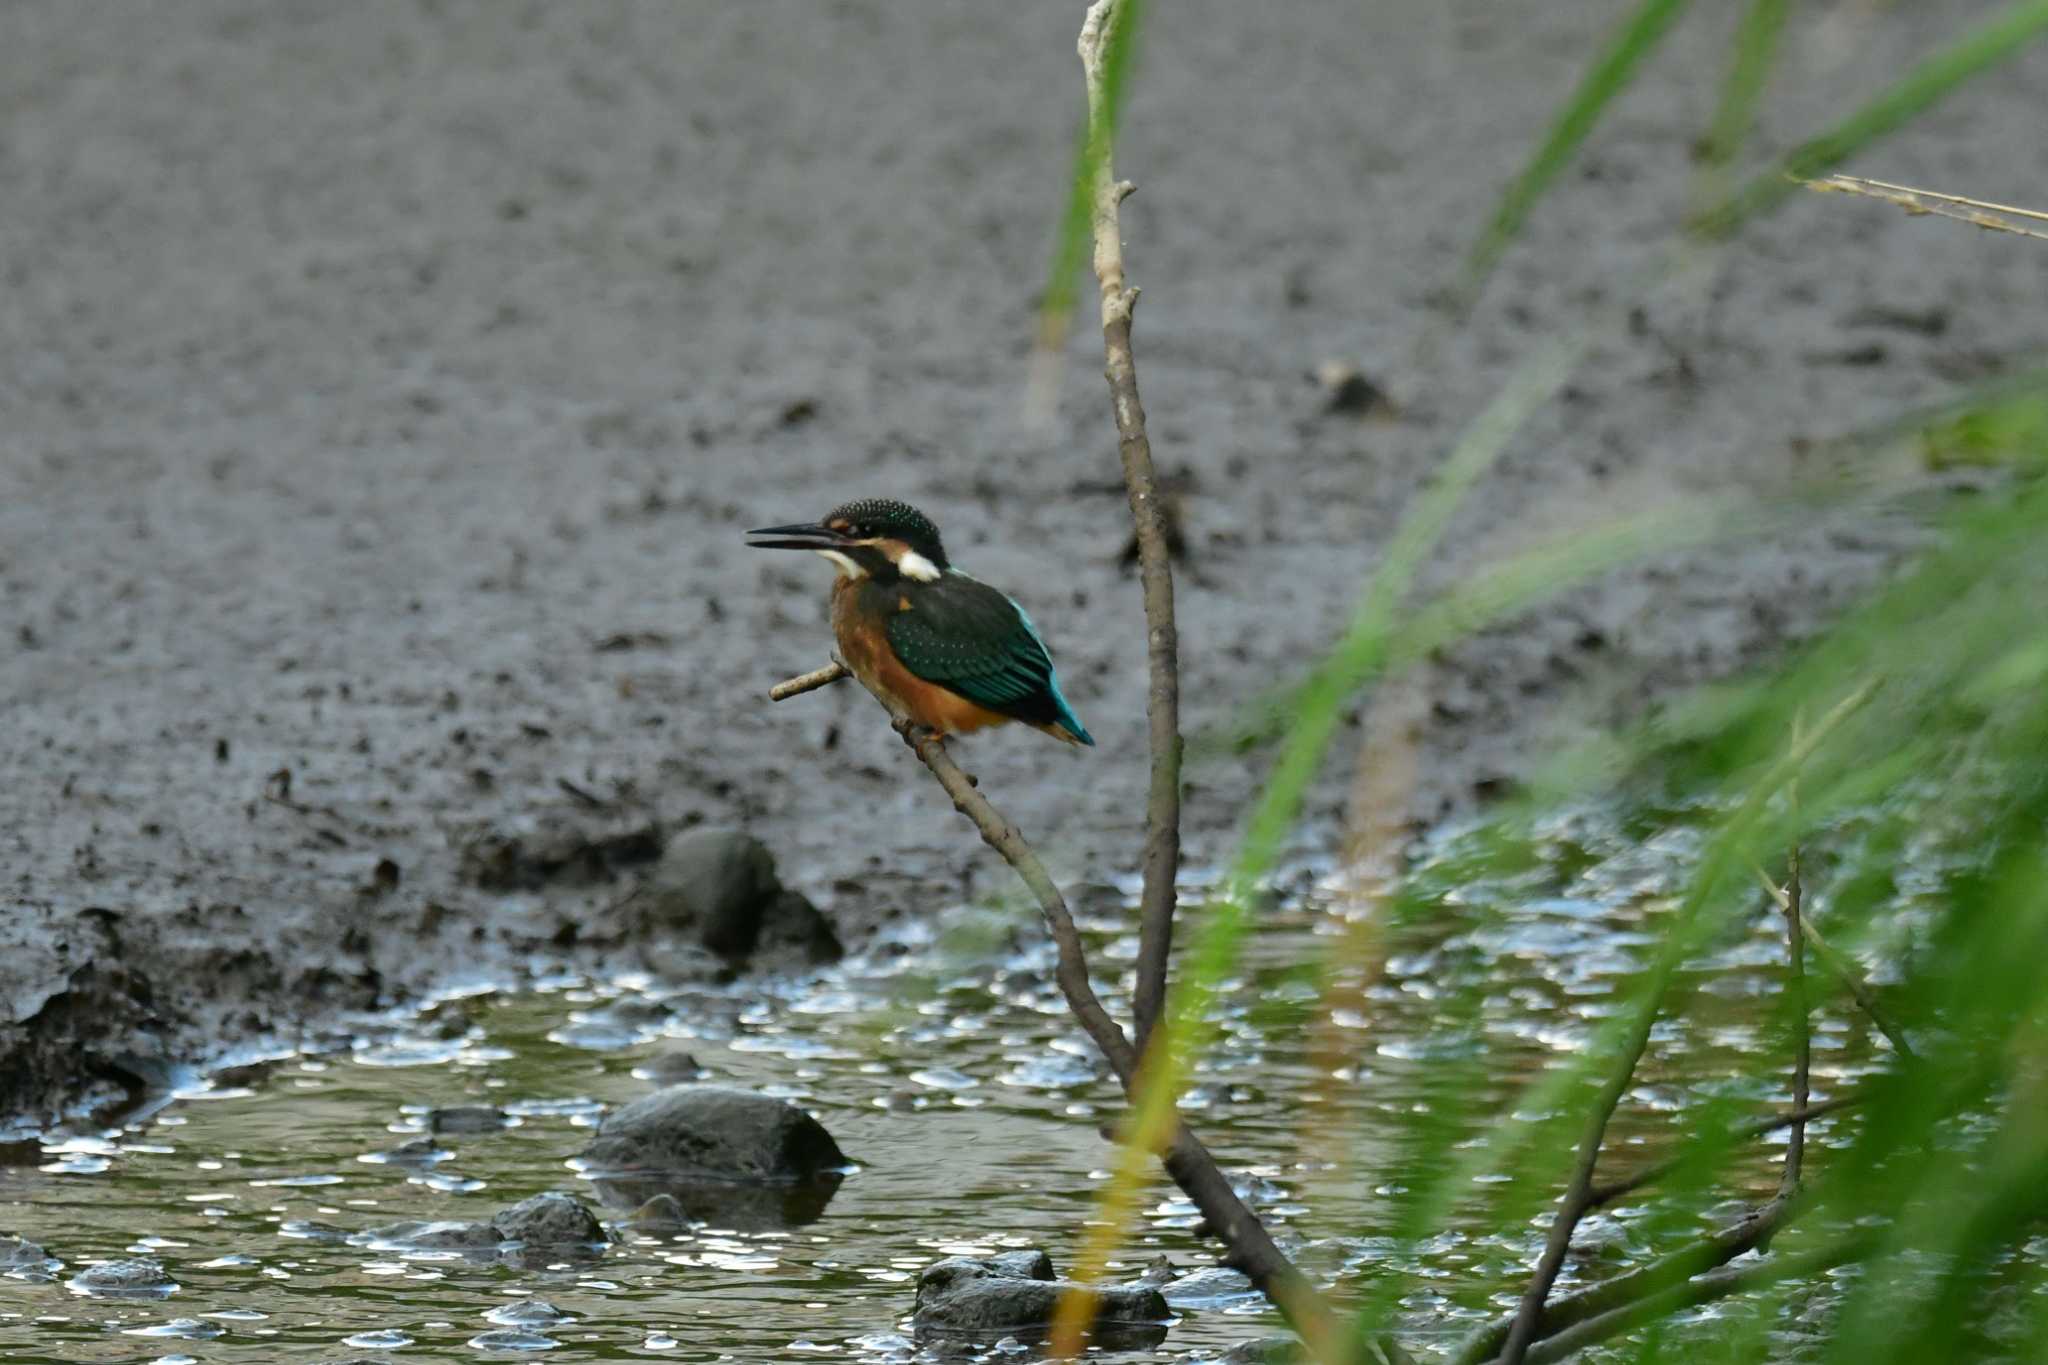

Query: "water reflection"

xmin=0 ymin=807 xmax=1909 ymax=1361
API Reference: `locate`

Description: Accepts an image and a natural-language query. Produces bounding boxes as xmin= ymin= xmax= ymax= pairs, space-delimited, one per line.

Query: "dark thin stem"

xmin=1458 ymin=1190 xmax=1808 ymax=1365
xmin=1497 ymin=951 xmax=1678 ymax=1364
xmin=770 ymin=664 xmax=1341 ymax=1356
xmin=1802 ymin=915 xmax=1916 ymax=1059
xmin=1584 ymin=1095 xmax=1860 ymax=1210
xmin=1079 ymin=0 xmax=1181 ymax=1054
xmin=1753 ymin=865 xmax=1916 ymax=1059
xmin=1520 ymin=1230 xmax=1876 ymax=1365
xmin=1781 ymin=846 xmax=1810 ymax=1193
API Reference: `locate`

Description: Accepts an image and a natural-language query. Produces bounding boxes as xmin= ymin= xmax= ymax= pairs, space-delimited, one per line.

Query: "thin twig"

xmin=1497 ymin=951 xmax=1679 ymax=1364
xmin=1494 ymin=682 xmax=1875 ymax=1364
xmin=1752 ymin=866 xmax=1916 ymax=1059
xmin=768 ymin=660 xmax=848 ymax=702
xmin=1078 ymin=0 xmax=1182 ymax=1054
xmin=1459 ymin=1190 xmax=1808 ymax=1365
xmin=1800 ymin=172 xmax=2048 ymax=242
xmin=1584 ymin=1095 xmax=1860 ymax=1210
xmin=1519 ymin=1229 xmax=1877 ymax=1365
xmin=1780 ymin=843 xmax=1810 ymax=1194
xmin=769 ymin=663 xmax=1343 ymax=1357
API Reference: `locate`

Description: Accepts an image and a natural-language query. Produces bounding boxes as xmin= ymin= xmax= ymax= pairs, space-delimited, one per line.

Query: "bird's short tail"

xmin=1047 ymin=678 xmax=1095 ymax=747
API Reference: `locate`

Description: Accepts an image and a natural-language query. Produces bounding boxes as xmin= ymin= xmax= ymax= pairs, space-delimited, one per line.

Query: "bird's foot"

xmin=892 ymin=717 xmax=948 ymax=748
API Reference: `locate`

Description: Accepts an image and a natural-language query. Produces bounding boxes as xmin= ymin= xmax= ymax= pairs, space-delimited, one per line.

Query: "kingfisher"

xmin=747 ymin=498 xmax=1095 ymax=747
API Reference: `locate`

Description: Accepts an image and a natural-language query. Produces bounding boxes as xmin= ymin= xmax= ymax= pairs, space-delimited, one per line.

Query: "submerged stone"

xmin=352 ymin=1191 xmax=604 ymax=1261
xmin=67 ymin=1256 xmax=178 ymax=1297
xmin=578 ymin=1086 xmax=848 ymax=1231
xmin=428 ymin=1105 xmax=510 ymax=1134
xmin=0 ymin=1235 xmax=57 ymax=1280
xmin=912 ymin=1249 xmax=1169 ymax=1349
xmin=492 ymin=1192 xmax=604 ymax=1247
xmin=1215 ymin=1336 xmax=1306 ymax=1363
xmin=579 ymin=1086 xmax=845 ymax=1182
xmin=485 ymin=1298 xmax=573 ymax=1328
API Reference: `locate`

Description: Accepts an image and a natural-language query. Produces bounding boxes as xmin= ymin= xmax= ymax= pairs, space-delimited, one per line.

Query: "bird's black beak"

xmin=745 ymin=521 xmax=847 ymax=552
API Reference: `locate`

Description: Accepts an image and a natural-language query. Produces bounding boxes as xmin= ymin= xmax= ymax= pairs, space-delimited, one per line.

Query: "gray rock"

xmin=429 ymin=1105 xmax=510 ymax=1134
xmin=913 ymin=1250 xmax=1169 ymax=1349
xmin=1 ymin=1234 xmax=56 ymax=1280
xmin=468 ymin=1329 xmax=559 ymax=1351
xmin=492 ymin=1191 xmax=604 ymax=1247
xmin=485 ymin=1298 xmax=572 ymax=1328
xmin=1161 ymin=1264 xmax=1260 ymax=1309
xmin=988 ymin=1249 xmax=1054 ymax=1281
xmin=67 ymin=1256 xmax=178 ymax=1297
xmin=352 ymin=1192 xmax=604 ymax=1260
xmin=1215 ymin=1336 xmax=1305 ymax=1364
xmin=578 ymin=1086 xmax=848 ymax=1230
xmin=579 ymin=1086 xmax=845 ymax=1182
xmin=632 ymin=830 xmax=841 ymax=963
xmin=634 ymin=1049 xmax=707 ymax=1086
xmin=1 ymin=1234 xmax=48 ymax=1264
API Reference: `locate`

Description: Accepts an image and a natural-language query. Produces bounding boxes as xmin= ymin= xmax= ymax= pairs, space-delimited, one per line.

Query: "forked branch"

xmin=771 ymin=664 xmax=1346 ymax=1357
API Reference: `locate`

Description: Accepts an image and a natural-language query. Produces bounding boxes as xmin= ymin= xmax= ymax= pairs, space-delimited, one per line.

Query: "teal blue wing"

xmin=885 ymin=574 xmax=1094 ymax=744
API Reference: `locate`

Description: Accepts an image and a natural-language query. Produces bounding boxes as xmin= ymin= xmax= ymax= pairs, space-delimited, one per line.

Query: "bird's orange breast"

xmin=831 ymin=579 xmax=1012 ymax=737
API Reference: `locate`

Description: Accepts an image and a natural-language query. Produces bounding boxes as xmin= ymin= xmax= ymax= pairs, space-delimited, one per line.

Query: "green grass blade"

xmin=1693 ymin=0 xmax=1792 ymax=210
xmin=1458 ymin=0 xmax=1695 ymax=312
xmin=1035 ymin=0 xmax=1144 ymax=363
xmin=1699 ymin=0 xmax=2048 ymax=236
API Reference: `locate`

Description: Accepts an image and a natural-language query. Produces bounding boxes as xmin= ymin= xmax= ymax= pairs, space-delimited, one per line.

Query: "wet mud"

xmin=5 ymin=1 xmax=2046 ymax=1122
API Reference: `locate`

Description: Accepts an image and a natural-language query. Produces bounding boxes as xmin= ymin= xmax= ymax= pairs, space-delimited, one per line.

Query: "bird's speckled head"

xmin=746 ymin=498 xmax=950 ymax=582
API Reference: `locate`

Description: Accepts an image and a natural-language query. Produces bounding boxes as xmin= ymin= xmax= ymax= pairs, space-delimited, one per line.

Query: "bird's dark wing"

xmin=885 ymin=573 xmax=1061 ymax=722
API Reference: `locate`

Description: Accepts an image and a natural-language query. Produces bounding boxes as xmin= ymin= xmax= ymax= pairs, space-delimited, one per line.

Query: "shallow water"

xmin=0 ymin=811 xmax=1898 ymax=1363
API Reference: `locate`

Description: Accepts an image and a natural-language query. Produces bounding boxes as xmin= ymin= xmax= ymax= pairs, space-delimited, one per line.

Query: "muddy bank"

xmin=4 ymin=1 xmax=2045 ymax=1123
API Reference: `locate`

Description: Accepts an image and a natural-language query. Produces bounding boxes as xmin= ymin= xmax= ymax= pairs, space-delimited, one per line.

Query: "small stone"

xmin=625 ymin=829 xmax=840 ymax=963
xmin=491 ymin=1192 xmax=605 ymax=1247
xmin=429 ymin=1105 xmax=510 ymax=1134
xmin=485 ymin=1298 xmax=573 ymax=1327
xmin=912 ymin=1249 xmax=1168 ymax=1346
xmin=1161 ymin=1264 xmax=1259 ymax=1308
xmin=633 ymin=1050 xmax=707 ymax=1086
xmin=467 ymin=1328 xmax=559 ymax=1351
xmin=1312 ymin=361 xmax=1390 ymax=416
xmin=988 ymin=1249 xmax=1055 ymax=1281
xmin=1 ymin=1234 xmax=55 ymax=1279
xmin=578 ymin=1086 xmax=845 ymax=1183
xmin=67 ymin=1256 xmax=178 ymax=1297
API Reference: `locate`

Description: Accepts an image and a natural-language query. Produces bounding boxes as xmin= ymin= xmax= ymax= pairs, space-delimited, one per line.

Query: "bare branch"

xmin=1497 ymin=956 xmax=1676 ymax=1363
xmin=1519 ymin=1229 xmax=1876 ymax=1365
xmin=1780 ymin=845 xmax=1811 ymax=1194
xmin=1077 ymin=0 xmax=1182 ymax=1054
xmin=776 ymin=659 xmax=1344 ymax=1357
xmin=1752 ymin=866 xmax=1916 ymax=1060
xmin=1459 ymin=1191 xmax=1810 ymax=1365
xmin=1584 ymin=1095 xmax=1860 ymax=1210
xmin=769 ymin=661 xmax=849 ymax=701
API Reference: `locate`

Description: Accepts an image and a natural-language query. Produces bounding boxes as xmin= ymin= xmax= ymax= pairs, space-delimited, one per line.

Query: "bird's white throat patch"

xmin=816 ymin=549 xmax=867 ymax=579
xmin=897 ymin=549 xmax=942 ymax=582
